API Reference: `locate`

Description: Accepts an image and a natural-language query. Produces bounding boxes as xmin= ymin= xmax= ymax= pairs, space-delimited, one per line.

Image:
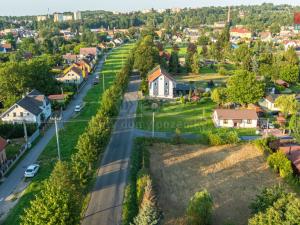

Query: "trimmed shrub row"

xmin=122 ymin=138 xmax=160 ymax=225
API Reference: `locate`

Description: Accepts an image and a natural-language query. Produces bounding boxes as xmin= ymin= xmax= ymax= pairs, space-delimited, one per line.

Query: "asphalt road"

xmin=82 ymin=75 xmax=140 ymax=225
xmin=0 ymin=54 xmax=107 ymax=202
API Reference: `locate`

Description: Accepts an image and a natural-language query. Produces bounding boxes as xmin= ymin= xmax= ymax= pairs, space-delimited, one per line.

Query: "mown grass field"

xmin=135 ymin=99 xmax=256 ymax=138
xmin=3 ymin=43 xmax=134 ymax=225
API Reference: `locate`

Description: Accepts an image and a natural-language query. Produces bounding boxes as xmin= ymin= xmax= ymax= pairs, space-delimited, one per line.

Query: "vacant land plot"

xmin=149 ymin=143 xmax=285 ymax=225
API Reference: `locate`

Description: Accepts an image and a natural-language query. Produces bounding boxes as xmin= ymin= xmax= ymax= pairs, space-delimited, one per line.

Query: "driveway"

xmin=0 ymin=54 xmax=107 ymax=202
xmin=81 ymin=75 xmax=140 ymax=225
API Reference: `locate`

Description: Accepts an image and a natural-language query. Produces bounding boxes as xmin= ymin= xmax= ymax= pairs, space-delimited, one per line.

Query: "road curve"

xmin=81 ymin=75 xmax=140 ymax=225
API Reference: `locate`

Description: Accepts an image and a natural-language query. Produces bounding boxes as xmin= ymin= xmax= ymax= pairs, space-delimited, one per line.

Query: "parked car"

xmin=93 ymin=78 xmax=99 ymax=85
xmin=74 ymin=103 xmax=83 ymax=112
xmin=24 ymin=164 xmax=40 ymax=178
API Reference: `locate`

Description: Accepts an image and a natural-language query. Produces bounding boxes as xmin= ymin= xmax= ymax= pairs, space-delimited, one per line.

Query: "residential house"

xmin=77 ymin=58 xmax=92 ymax=73
xmin=48 ymin=94 xmax=68 ymax=103
xmin=0 ymin=43 xmax=12 ymax=53
xmin=148 ymin=66 xmax=194 ymax=99
xmin=0 ymin=137 xmax=7 ymax=165
xmin=80 ymin=47 xmax=100 ymax=59
xmin=230 ymin=28 xmax=252 ymax=39
xmin=259 ymin=94 xmax=280 ymax=111
xmin=56 ymin=67 xmax=84 ymax=85
xmin=63 ymin=53 xmax=79 ymax=64
xmin=213 ymin=109 xmax=258 ymax=128
xmin=259 ymin=31 xmax=272 ymax=42
xmin=0 ymin=90 xmax=51 ymax=126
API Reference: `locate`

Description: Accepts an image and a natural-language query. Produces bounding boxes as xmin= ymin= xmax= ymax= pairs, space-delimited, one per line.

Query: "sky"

xmin=1 ymin=0 xmax=299 ymax=16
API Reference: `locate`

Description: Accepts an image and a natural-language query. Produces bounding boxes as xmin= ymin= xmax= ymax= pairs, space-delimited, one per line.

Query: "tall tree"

xmin=227 ymin=70 xmax=265 ymax=105
xmin=134 ymin=35 xmax=159 ymax=77
xmin=21 ymin=161 xmax=81 ymax=225
xmin=275 ymin=95 xmax=299 ymax=117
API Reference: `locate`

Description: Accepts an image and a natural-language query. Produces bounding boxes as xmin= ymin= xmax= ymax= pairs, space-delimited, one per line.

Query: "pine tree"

xmin=133 ymin=179 xmax=160 ymax=225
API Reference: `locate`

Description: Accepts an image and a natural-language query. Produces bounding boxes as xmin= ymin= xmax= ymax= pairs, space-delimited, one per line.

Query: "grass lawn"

xmin=135 ymin=99 xmax=257 ymax=138
xmin=5 ymin=143 xmax=23 ymax=160
xmin=148 ymin=143 xmax=286 ymax=225
xmin=3 ymin=43 xmax=135 ymax=225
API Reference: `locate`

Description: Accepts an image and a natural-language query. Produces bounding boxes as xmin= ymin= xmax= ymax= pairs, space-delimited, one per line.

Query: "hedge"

xmin=208 ymin=130 xmax=239 ymax=146
xmin=0 ymin=123 xmax=37 ymax=139
xmin=267 ymin=151 xmax=293 ymax=178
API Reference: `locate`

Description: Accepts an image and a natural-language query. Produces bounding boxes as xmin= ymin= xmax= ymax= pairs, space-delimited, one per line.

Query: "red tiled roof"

xmin=148 ymin=66 xmax=175 ymax=83
xmin=48 ymin=94 xmax=67 ymax=101
xmin=0 ymin=137 xmax=7 ymax=152
xmin=214 ymin=109 xmax=258 ymax=120
xmin=230 ymin=28 xmax=251 ymax=34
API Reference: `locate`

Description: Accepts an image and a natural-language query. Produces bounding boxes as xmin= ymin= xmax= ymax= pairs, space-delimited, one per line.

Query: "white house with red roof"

xmin=148 ymin=66 xmax=177 ymax=99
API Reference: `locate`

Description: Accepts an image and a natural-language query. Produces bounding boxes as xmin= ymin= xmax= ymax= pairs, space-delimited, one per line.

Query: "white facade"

xmin=74 ymin=11 xmax=82 ymax=20
xmin=63 ymin=15 xmax=73 ymax=21
xmin=259 ymin=98 xmax=280 ymax=111
xmin=53 ymin=13 xmax=63 ymax=22
xmin=213 ymin=111 xmax=258 ymax=128
xmin=56 ymin=70 xmax=83 ymax=84
xmin=1 ymin=98 xmax=51 ymax=126
xmin=149 ymin=74 xmax=176 ymax=99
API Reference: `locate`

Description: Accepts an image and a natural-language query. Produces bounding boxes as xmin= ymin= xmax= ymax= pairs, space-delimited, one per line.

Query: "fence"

xmin=0 ymin=129 xmax=40 ymax=179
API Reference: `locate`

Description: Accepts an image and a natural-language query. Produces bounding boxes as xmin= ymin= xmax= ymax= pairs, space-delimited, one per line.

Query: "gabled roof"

xmin=214 ymin=109 xmax=258 ymax=120
xmin=265 ymin=94 xmax=280 ymax=103
xmin=68 ymin=66 xmax=82 ymax=76
xmin=1 ymin=89 xmax=47 ymax=118
xmin=230 ymin=28 xmax=251 ymax=34
xmin=0 ymin=136 xmax=7 ymax=152
xmin=148 ymin=66 xmax=175 ymax=83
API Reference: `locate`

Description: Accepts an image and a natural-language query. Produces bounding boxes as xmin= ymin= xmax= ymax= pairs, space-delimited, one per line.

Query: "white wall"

xmin=149 ymin=74 xmax=175 ymax=99
xmin=213 ymin=111 xmax=257 ymax=128
xmin=1 ymin=105 xmax=38 ymax=124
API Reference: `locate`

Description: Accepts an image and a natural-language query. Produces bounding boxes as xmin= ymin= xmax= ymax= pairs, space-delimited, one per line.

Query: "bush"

xmin=254 ymin=136 xmax=278 ymax=154
xmin=267 ymin=151 xmax=293 ymax=178
xmin=186 ymin=190 xmax=213 ymax=225
xmin=208 ymin=130 xmax=239 ymax=146
xmin=249 ymin=193 xmax=300 ymax=225
xmin=0 ymin=123 xmax=37 ymax=139
xmin=249 ymin=186 xmax=288 ymax=214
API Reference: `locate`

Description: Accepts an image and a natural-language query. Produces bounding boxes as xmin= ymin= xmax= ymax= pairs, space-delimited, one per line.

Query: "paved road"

xmin=82 ymin=76 xmax=140 ymax=225
xmin=0 ymin=54 xmax=107 ymax=201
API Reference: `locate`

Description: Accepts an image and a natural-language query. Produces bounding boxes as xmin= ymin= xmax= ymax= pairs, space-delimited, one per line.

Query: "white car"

xmin=24 ymin=164 xmax=40 ymax=178
xmin=74 ymin=104 xmax=83 ymax=112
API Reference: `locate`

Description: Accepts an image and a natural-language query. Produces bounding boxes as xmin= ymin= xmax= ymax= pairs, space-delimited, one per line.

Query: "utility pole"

xmin=152 ymin=112 xmax=155 ymax=137
xmin=102 ymin=73 xmax=105 ymax=92
xmin=23 ymin=121 xmax=28 ymax=147
xmin=54 ymin=118 xmax=61 ymax=160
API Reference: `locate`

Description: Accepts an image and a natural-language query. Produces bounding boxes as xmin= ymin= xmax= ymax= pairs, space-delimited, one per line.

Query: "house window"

xmin=27 ymin=113 xmax=30 ymax=116
xmin=165 ymin=82 xmax=168 ymax=86
xmin=20 ymin=112 xmax=23 ymax=117
xmin=13 ymin=112 xmax=16 ymax=117
xmin=247 ymin=120 xmax=252 ymax=124
xmin=224 ymin=119 xmax=228 ymax=124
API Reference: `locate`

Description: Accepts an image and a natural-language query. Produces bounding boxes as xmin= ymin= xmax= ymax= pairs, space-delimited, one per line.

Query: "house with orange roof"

xmin=148 ymin=66 xmax=194 ymax=99
xmin=230 ymin=27 xmax=252 ymax=39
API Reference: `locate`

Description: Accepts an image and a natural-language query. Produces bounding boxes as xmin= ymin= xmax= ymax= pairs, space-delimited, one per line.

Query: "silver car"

xmin=24 ymin=164 xmax=40 ymax=178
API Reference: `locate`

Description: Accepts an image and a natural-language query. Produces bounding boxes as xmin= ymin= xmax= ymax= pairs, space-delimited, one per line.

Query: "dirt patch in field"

xmin=149 ymin=143 xmax=285 ymax=225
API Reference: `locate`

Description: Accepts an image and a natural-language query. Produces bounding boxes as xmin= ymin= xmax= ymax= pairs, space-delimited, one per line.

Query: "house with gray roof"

xmin=213 ymin=109 xmax=258 ymax=128
xmin=0 ymin=90 xmax=51 ymax=126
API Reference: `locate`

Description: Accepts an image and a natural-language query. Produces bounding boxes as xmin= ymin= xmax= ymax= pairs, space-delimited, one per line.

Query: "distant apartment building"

xmin=53 ymin=13 xmax=64 ymax=22
xmin=74 ymin=11 xmax=82 ymax=20
xmin=36 ymin=15 xmax=47 ymax=22
xmin=63 ymin=15 xmax=73 ymax=21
